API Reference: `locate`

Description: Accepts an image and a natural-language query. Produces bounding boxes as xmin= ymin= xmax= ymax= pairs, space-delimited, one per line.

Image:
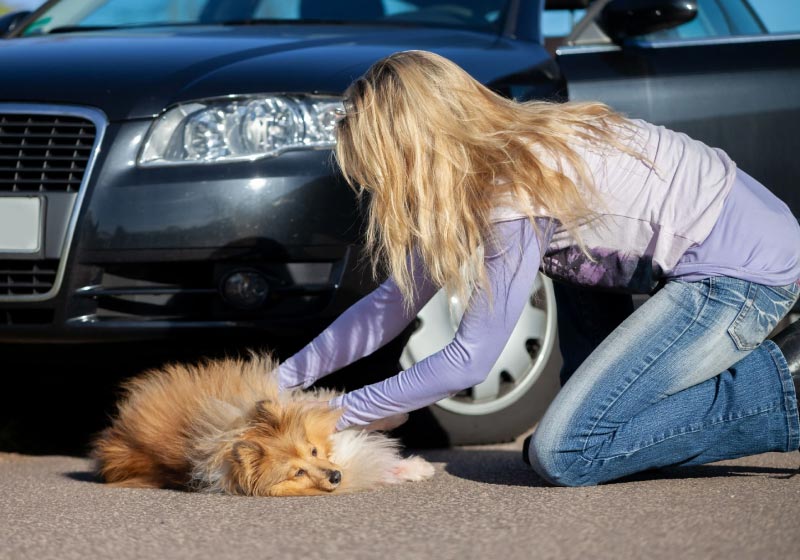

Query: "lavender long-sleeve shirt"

xmin=279 ymin=219 xmax=548 ymax=429
xmin=279 ymin=120 xmax=800 ymax=430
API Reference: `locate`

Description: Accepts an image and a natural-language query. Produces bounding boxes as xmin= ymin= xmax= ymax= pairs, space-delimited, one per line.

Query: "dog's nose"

xmin=328 ymin=470 xmax=341 ymax=485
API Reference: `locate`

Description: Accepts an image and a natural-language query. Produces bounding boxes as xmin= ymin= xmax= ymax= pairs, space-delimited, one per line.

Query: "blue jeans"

xmin=528 ymin=277 xmax=800 ymax=486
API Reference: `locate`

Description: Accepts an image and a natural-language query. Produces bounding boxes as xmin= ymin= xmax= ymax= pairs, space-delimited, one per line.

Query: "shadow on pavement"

xmin=419 ymin=448 xmax=550 ymax=487
xmin=416 ymin=448 xmax=799 ymax=487
xmin=64 ymin=470 xmax=103 ymax=484
xmin=59 ymin=447 xmax=798 ymax=493
xmin=619 ymin=463 xmax=799 ymax=483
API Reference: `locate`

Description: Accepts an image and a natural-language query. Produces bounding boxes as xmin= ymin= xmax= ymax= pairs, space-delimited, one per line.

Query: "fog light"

xmin=221 ymin=270 xmax=269 ymax=309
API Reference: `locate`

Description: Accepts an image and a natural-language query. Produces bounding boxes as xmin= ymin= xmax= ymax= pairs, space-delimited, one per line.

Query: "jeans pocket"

xmin=728 ymin=282 xmax=798 ymax=351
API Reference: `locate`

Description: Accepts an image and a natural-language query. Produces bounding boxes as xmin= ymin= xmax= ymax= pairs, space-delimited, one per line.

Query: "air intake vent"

xmin=0 ymin=260 xmax=58 ymax=295
xmin=1 ymin=309 xmax=54 ymax=325
xmin=0 ymin=114 xmax=96 ymax=192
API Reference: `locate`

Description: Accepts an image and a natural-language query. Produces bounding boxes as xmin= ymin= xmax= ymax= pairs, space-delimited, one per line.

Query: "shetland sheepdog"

xmin=92 ymin=353 xmax=434 ymax=496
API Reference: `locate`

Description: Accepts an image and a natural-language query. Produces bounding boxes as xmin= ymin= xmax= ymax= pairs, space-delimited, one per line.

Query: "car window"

xmin=543 ymin=0 xmax=797 ymax=45
xmin=20 ymin=0 xmax=511 ymax=35
xmin=255 ymin=0 xmax=504 ymax=22
xmin=748 ymin=0 xmax=800 ymax=33
xmin=20 ymin=0 xmax=206 ymax=34
xmin=540 ymin=1 xmax=753 ymax=42
xmin=639 ymin=0 xmax=765 ymax=41
xmin=541 ymin=8 xmax=585 ymax=38
xmin=82 ymin=0 xmax=205 ymax=26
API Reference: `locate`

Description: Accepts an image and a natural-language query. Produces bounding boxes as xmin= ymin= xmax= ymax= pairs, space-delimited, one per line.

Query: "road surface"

xmin=2 ymin=435 xmax=799 ymax=560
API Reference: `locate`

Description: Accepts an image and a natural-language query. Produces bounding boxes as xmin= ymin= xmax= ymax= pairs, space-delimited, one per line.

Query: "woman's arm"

xmin=278 ymin=255 xmax=439 ymax=391
xmin=328 ymin=218 xmax=546 ymax=430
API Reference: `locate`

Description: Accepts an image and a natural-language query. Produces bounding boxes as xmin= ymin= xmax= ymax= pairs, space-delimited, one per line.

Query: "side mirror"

xmin=600 ymin=0 xmax=697 ymax=41
xmin=0 ymin=11 xmax=32 ymax=37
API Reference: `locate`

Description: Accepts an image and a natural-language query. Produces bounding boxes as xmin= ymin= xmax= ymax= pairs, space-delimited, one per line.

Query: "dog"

xmin=92 ymin=353 xmax=434 ymax=496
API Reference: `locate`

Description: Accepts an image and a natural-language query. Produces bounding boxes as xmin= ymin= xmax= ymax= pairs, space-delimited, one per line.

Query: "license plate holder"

xmin=0 ymin=197 xmax=44 ymax=255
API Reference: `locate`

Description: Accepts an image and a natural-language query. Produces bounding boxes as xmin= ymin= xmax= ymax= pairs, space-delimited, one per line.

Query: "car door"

xmin=550 ymin=0 xmax=800 ymax=214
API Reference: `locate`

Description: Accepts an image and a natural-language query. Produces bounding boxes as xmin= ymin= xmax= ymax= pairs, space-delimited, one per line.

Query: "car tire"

xmin=399 ymin=273 xmax=563 ymax=446
xmin=424 ymin=346 xmax=561 ymax=445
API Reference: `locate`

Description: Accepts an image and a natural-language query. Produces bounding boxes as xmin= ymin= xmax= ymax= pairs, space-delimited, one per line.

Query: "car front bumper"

xmin=0 ymin=108 xmax=371 ymax=343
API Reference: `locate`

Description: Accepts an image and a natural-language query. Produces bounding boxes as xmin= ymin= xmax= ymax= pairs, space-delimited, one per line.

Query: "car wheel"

xmin=400 ymin=272 xmax=562 ymax=445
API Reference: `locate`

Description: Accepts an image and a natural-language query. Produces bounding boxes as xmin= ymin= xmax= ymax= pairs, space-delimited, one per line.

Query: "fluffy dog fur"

xmin=92 ymin=353 xmax=434 ymax=496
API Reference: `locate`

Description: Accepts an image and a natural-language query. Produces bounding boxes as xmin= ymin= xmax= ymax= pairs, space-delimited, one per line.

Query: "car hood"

xmin=0 ymin=25 xmax=550 ymax=121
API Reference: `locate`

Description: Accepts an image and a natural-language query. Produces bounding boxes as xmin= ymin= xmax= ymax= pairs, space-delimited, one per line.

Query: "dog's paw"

xmin=386 ymin=456 xmax=435 ymax=483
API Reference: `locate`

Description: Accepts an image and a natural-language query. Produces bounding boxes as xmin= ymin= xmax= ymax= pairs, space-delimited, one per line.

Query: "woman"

xmin=278 ymin=50 xmax=800 ymax=487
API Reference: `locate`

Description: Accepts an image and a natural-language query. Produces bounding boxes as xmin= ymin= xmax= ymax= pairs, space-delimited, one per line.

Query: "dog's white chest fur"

xmin=330 ymin=430 xmax=435 ymax=490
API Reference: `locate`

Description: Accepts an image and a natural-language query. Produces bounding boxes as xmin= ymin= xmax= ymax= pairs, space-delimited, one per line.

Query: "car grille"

xmin=0 ymin=114 xmax=96 ymax=192
xmin=0 ymin=260 xmax=58 ymax=296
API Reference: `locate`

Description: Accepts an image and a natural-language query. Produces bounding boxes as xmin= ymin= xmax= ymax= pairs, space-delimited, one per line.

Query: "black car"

xmin=1 ymin=0 xmax=798 ymax=445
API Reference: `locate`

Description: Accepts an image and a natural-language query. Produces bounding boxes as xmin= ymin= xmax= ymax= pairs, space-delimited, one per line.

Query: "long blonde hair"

xmin=335 ymin=50 xmax=643 ymax=307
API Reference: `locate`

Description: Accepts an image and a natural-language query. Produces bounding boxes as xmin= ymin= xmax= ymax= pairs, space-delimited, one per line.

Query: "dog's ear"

xmin=231 ymin=440 xmax=264 ymax=467
xmin=254 ymin=399 xmax=280 ymax=429
xmin=230 ymin=439 xmax=267 ymax=496
xmin=302 ymin=403 xmax=343 ymax=442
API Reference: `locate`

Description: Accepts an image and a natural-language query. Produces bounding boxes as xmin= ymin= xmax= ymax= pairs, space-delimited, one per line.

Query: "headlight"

xmin=138 ymin=94 xmax=343 ymax=166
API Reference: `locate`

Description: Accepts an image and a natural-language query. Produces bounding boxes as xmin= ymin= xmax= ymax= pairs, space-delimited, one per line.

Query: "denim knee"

xmin=526 ymin=431 xmax=597 ymax=488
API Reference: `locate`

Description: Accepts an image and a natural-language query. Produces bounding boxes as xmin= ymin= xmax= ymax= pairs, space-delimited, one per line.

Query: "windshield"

xmin=20 ymin=0 xmax=512 ymax=35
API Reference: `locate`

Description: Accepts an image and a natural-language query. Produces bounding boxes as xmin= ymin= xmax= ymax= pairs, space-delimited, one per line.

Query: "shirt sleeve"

xmin=277 ymin=254 xmax=440 ymax=391
xmin=329 ymin=217 xmax=546 ymax=430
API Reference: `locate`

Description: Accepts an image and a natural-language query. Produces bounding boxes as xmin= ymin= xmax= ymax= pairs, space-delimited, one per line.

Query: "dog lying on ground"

xmin=92 ymin=353 xmax=434 ymax=496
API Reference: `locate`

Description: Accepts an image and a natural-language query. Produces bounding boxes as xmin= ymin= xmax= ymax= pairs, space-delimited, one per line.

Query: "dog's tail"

xmin=91 ymin=426 xmax=186 ymax=489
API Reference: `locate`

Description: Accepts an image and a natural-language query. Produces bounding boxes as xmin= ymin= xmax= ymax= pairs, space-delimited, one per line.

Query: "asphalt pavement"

xmin=2 ymin=434 xmax=799 ymax=560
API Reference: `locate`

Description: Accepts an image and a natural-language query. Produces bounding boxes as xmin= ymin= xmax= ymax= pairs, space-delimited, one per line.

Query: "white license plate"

xmin=0 ymin=197 xmax=42 ymax=253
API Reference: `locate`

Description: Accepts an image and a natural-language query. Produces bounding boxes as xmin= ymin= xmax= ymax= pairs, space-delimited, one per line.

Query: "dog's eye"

xmin=311 ymin=447 xmax=317 ymax=457
xmin=295 ymin=469 xmax=306 ymax=477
